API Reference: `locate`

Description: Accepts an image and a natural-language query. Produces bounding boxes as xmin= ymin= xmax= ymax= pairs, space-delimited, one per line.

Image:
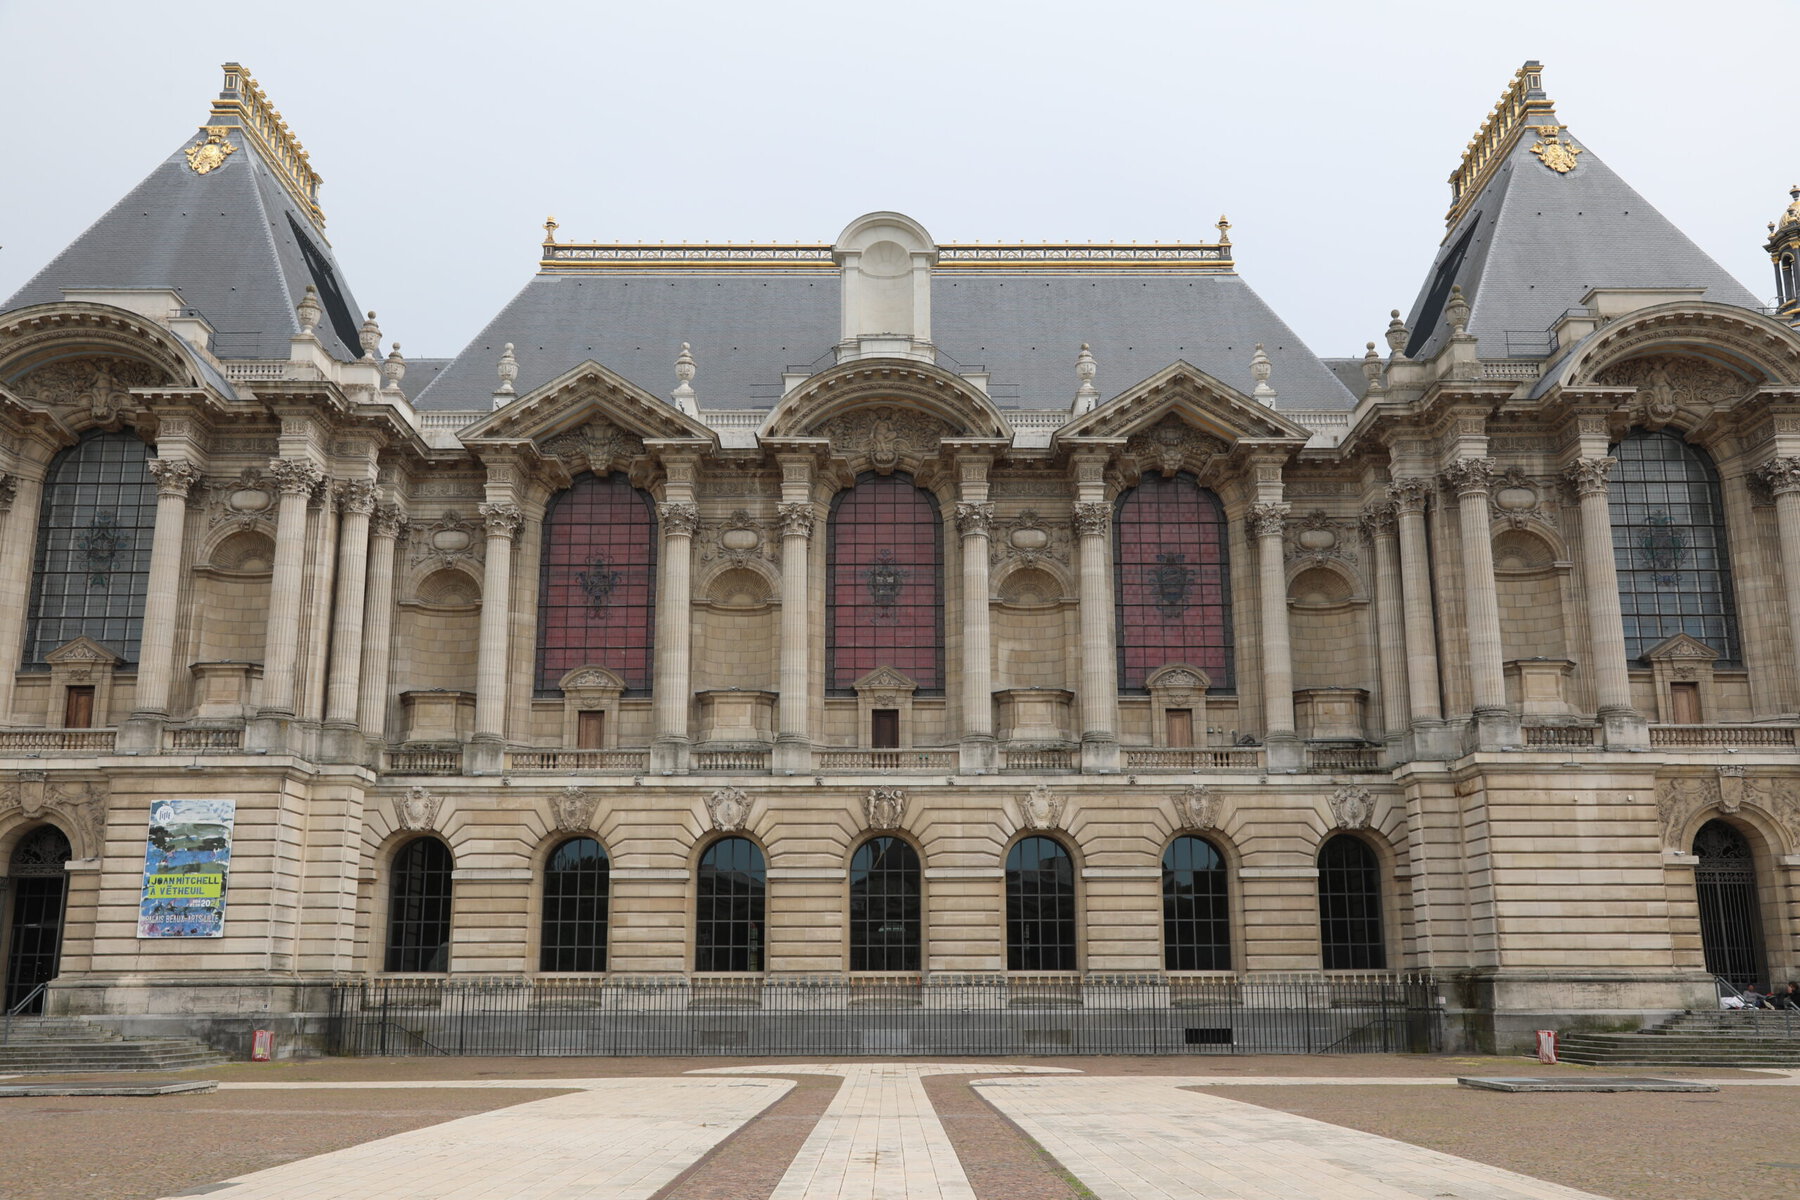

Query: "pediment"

xmin=44 ymin=636 xmax=121 ymax=666
xmin=853 ymin=667 xmax=920 ymax=693
xmin=1054 ymin=360 xmax=1312 ymax=447
xmin=761 ymin=358 xmax=1013 ymax=442
xmin=458 ymin=358 xmax=718 ymax=452
xmin=559 ymin=665 xmax=627 ymax=693
xmin=1643 ymin=632 xmax=1722 ymax=663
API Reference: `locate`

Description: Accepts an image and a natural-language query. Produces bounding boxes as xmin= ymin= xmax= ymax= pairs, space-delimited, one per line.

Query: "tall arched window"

xmin=696 ymin=837 xmax=765 ymax=972
xmin=1694 ymin=819 xmax=1766 ymax=990
xmin=1115 ymin=472 xmax=1233 ymax=692
xmin=1609 ymin=431 xmax=1740 ymax=664
xmin=541 ymin=836 xmax=610 ymax=972
xmin=827 ymin=472 xmax=943 ymax=693
xmin=25 ymin=432 xmax=157 ymax=666
xmin=1163 ymin=835 xmax=1230 ymax=971
xmin=1318 ymin=835 xmax=1385 ymax=970
xmin=849 ymin=836 xmax=920 ymax=971
xmin=537 ymin=472 xmax=657 ymax=694
xmin=1006 ymin=836 xmax=1076 ymax=971
xmin=385 ymin=837 xmax=453 ymax=973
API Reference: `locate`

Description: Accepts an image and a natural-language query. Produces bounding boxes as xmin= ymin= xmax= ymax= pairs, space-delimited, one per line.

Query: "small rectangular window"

xmin=63 ymin=686 xmax=95 ymax=729
xmin=871 ymin=708 xmax=900 ymax=749
xmin=577 ymin=709 xmax=605 ymax=749
xmin=1166 ymin=708 xmax=1194 ymax=748
xmin=1670 ymin=681 xmax=1702 ymax=724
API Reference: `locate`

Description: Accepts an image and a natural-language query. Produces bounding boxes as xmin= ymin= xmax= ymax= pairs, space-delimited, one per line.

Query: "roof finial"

xmin=493 ymin=343 xmax=518 ymax=409
xmin=544 ymin=215 xmax=559 ymax=246
xmin=383 ymin=343 xmax=406 ymax=393
xmin=1215 ymin=214 xmax=1232 ymax=246
xmin=1778 ymin=185 xmax=1800 ymax=234
xmin=1361 ymin=341 xmax=1383 ymax=388
xmin=672 ymin=342 xmax=699 ymax=417
xmin=1446 ymin=285 xmax=1471 ymax=336
xmin=295 ymin=285 xmax=321 ymax=337
xmin=1385 ymin=308 xmax=1410 ymax=356
xmin=1071 ymin=343 xmax=1100 ymax=414
xmin=1250 ymin=344 xmax=1276 ymax=405
xmin=359 ymin=311 xmax=382 ymax=359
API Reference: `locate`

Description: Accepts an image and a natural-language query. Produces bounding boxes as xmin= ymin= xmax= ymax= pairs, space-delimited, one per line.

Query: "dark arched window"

xmin=541 ymin=836 xmax=610 ymax=972
xmin=696 ymin=837 xmax=765 ymax=972
xmin=827 ymin=473 xmax=943 ymax=693
xmin=1609 ymin=431 xmax=1740 ymax=664
xmin=1006 ymin=836 xmax=1076 ymax=971
xmin=1115 ymin=472 xmax=1233 ymax=692
xmin=1318 ymin=835 xmax=1385 ymax=970
xmin=25 ymin=432 xmax=157 ymax=666
xmin=1163 ymin=836 xmax=1230 ymax=970
xmin=849 ymin=836 xmax=921 ymax=971
xmin=1694 ymin=819 xmax=1766 ymax=989
xmin=385 ymin=837 xmax=453 ymax=973
xmin=537 ymin=472 xmax=657 ymax=694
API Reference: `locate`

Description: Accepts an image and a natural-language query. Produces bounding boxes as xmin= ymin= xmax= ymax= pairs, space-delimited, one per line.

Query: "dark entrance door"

xmin=4 ymin=826 xmax=72 ymax=1013
xmin=1693 ymin=819 xmax=1767 ymax=991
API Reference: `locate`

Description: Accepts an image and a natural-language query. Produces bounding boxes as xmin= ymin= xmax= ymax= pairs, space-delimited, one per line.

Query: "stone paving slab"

xmin=0 ymin=1079 xmax=216 ymax=1097
xmin=1458 ymin=1075 xmax=1719 ymax=1093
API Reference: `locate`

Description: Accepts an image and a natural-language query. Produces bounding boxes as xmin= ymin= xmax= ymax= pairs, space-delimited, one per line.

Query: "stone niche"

xmin=1146 ymin=664 xmax=1210 ymax=746
xmin=996 ymin=687 xmax=1074 ymax=745
xmin=696 ymin=689 xmax=777 ymax=745
xmin=1293 ymin=686 xmax=1368 ymax=742
xmin=853 ymin=667 xmax=920 ymax=748
xmin=559 ymin=667 xmax=626 ymax=748
xmin=401 ymin=689 xmax=476 ymax=742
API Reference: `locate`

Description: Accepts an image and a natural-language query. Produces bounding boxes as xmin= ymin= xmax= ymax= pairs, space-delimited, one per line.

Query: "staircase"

xmin=0 ymin=1017 xmax=229 ymax=1073
xmin=1557 ymin=1009 xmax=1800 ymax=1068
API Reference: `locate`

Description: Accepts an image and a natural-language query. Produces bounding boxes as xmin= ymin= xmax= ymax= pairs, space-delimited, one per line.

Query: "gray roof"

xmin=1321 ymin=357 xmax=1373 ymax=402
xmin=1402 ymin=119 xmax=1758 ymax=360
xmin=3 ymin=131 xmax=366 ymax=363
xmin=414 ymin=268 xmax=1358 ymax=413
xmin=395 ymin=357 xmax=450 ymax=403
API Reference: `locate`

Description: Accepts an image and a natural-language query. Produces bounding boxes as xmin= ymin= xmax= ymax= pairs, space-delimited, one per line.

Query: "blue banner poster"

xmin=137 ymin=799 xmax=237 ymax=938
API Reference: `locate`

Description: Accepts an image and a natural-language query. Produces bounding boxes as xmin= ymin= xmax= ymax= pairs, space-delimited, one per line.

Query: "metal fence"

xmin=326 ymin=973 xmax=1442 ymax=1057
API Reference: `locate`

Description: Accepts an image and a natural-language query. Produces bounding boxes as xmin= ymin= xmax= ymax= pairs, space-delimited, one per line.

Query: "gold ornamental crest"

xmin=1529 ymin=126 xmax=1581 ymax=174
xmin=184 ymin=128 xmax=237 ymax=175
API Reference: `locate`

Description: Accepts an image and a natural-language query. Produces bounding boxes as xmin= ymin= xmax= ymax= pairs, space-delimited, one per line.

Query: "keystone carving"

xmin=1173 ymin=784 xmax=1220 ymax=831
xmin=550 ymin=785 xmax=599 ymax=833
xmin=394 ymin=785 xmax=443 ymax=832
xmin=1016 ymin=783 xmax=1065 ymax=831
xmin=1328 ymin=785 xmax=1375 ymax=830
xmin=862 ymin=786 xmax=908 ymax=831
xmin=706 ymin=785 xmax=752 ymax=832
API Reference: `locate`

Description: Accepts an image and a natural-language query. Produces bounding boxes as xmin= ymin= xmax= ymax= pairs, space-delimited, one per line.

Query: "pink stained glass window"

xmin=1115 ymin=473 xmax=1234 ymax=692
xmin=536 ymin=473 xmax=657 ymax=694
xmin=827 ymin=473 xmax=943 ymax=692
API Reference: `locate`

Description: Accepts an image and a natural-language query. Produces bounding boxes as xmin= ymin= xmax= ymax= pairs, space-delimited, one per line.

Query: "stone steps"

xmin=1556 ymin=1010 xmax=1800 ymax=1066
xmin=0 ymin=1017 xmax=227 ymax=1072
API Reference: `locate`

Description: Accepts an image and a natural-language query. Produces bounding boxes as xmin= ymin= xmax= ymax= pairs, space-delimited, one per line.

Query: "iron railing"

xmin=326 ymin=973 xmax=1442 ymax=1057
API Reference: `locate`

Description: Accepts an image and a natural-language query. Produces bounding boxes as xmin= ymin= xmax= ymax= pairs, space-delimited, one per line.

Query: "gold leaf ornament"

xmin=1529 ymin=127 xmax=1581 ymax=174
xmin=184 ymin=128 xmax=237 ymax=175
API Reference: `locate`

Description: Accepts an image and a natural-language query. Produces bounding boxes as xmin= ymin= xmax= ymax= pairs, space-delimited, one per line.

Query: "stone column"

xmin=1757 ymin=456 xmax=1800 ymax=717
xmin=1073 ymin=500 xmax=1119 ymax=771
xmin=957 ymin=501 xmax=997 ymax=770
xmin=774 ymin=500 xmax=814 ymax=773
xmin=322 ymin=480 xmax=378 ymax=759
xmin=471 ymin=501 xmax=522 ymax=770
xmin=1362 ymin=503 xmax=1410 ymax=748
xmin=652 ymin=500 xmax=699 ymax=772
xmin=1387 ymin=478 xmax=1446 ymax=752
xmin=1565 ymin=456 xmax=1646 ymax=744
xmin=0 ymin=471 xmax=41 ymax=724
xmin=357 ymin=505 xmax=405 ymax=747
xmin=129 ymin=459 xmax=200 ymax=727
xmin=258 ymin=458 xmax=324 ymax=718
xmin=1442 ymin=458 xmax=1516 ymax=747
xmin=1250 ymin=503 xmax=1299 ymax=766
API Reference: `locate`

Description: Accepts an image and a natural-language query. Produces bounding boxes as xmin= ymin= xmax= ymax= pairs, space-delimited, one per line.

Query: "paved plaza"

xmin=3 ymin=1057 xmax=1796 ymax=1200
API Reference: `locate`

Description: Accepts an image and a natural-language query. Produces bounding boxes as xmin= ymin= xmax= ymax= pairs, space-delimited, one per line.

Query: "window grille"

xmin=827 ymin=473 xmax=943 ymax=692
xmin=849 ymin=836 xmax=920 ymax=971
xmin=1163 ymin=835 xmax=1230 ymax=971
xmin=385 ymin=838 xmax=454 ymax=973
xmin=1317 ymin=835 xmax=1385 ymax=970
xmin=1006 ymin=835 xmax=1077 ymax=971
xmin=1115 ymin=473 xmax=1233 ymax=692
xmin=695 ymin=837 xmax=765 ymax=972
xmin=537 ymin=472 xmax=657 ymax=694
xmin=540 ymin=837 xmax=610 ymax=972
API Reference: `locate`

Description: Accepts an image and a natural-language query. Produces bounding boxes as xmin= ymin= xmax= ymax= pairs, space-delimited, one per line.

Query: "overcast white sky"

xmin=1 ymin=0 xmax=1793 ymax=368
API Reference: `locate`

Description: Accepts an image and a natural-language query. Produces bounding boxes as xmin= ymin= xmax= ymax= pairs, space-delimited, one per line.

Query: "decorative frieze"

xmin=1126 ymin=417 xmax=1227 ymax=478
xmin=815 ymin=406 xmax=950 ymax=473
xmin=990 ymin=509 xmax=1070 ymax=568
xmin=409 ymin=512 xmax=482 ymax=569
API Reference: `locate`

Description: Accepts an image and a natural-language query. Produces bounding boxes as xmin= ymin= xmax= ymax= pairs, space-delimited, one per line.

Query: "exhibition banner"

xmin=137 ymin=798 xmax=237 ymax=938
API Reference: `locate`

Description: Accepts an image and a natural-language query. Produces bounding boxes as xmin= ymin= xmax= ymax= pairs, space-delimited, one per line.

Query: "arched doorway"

xmin=1693 ymin=819 xmax=1767 ymax=990
xmin=5 ymin=826 xmax=72 ymax=1013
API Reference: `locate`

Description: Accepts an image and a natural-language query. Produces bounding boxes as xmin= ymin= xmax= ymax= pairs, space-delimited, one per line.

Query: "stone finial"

xmin=1445 ymin=284 xmax=1470 ymax=335
xmin=671 ymin=342 xmax=699 ymax=416
xmin=493 ymin=343 xmax=518 ymax=409
xmin=1361 ymin=341 xmax=1383 ymax=386
xmin=1215 ymin=214 xmax=1231 ymax=245
xmin=544 ymin=215 xmax=560 ymax=245
xmin=359 ymin=311 xmax=382 ymax=359
xmin=296 ymin=285 xmax=322 ymax=336
xmin=1250 ymin=343 xmax=1276 ymax=405
xmin=1384 ymin=308 xmax=1409 ymax=355
xmin=1778 ymin=185 xmax=1800 ymax=234
xmin=383 ymin=342 xmax=406 ymax=392
xmin=1071 ymin=343 xmax=1100 ymax=414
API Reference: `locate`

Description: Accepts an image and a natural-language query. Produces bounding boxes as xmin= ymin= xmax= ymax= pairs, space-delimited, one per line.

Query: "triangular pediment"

xmin=1053 ymin=360 xmax=1311 ymax=448
xmin=1643 ymin=632 xmax=1722 ymax=662
xmin=459 ymin=359 xmax=719 ymax=451
xmin=44 ymin=636 xmax=121 ymax=666
xmin=853 ymin=667 xmax=919 ymax=693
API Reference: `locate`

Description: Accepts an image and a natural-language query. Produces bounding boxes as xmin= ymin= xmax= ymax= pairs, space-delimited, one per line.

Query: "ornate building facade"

xmin=1 ymin=61 xmax=1797 ymax=1052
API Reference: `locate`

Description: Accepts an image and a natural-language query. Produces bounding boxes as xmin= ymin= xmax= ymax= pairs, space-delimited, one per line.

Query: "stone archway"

xmin=4 ymin=825 xmax=73 ymax=1012
xmin=1692 ymin=818 xmax=1767 ymax=990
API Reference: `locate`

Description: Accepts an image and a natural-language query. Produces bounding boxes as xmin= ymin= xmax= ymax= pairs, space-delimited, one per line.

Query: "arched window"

xmin=696 ymin=837 xmax=765 ymax=972
xmin=537 ymin=472 xmax=657 ymax=695
xmin=541 ymin=836 xmax=610 ymax=972
xmin=1006 ymin=836 xmax=1076 ymax=971
xmin=1318 ymin=835 xmax=1385 ymax=970
xmin=827 ymin=473 xmax=943 ymax=693
xmin=1115 ymin=472 xmax=1233 ymax=692
xmin=1609 ymin=431 xmax=1740 ymax=664
xmin=4 ymin=825 xmax=72 ymax=1012
xmin=1694 ymin=819 xmax=1766 ymax=990
xmin=25 ymin=432 xmax=157 ymax=666
xmin=849 ymin=836 xmax=921 ymax=971
xmin=1163 ymin=835 xmax=1230 ymax=971
xmin=385 ymin=837 xmax=453 ymax=973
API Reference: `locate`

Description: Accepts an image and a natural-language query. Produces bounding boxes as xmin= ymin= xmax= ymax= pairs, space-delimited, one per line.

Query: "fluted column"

xmin=473 ymin=502 xmax=522 ymax=747
xmin=322 ymin=481 xmax=378 ymax=756
xmin=259 ymin=458 xmax=324 ymax=717
xmin=1757 ymin=456 xmax=1800 ymax=714
xmin=1250 ymin=503 xmax=1297 ymax=753
xmin=1565 ymin=458 xmax=1641 ymax=729
xmin=0 ymin=471 xmax=41 ymax=724
xmin=653 ymin=500 xmax=699 ymax=768
xmin=357 ymin=505 xmax=405 ymax=743
xmin=1387 ymin=478 xmax=1443 ymax=727
xmin=1073 ymin=500 xmax=1118 ymax=768
xmin=132 ymin=459 xmax=200 ymax=719
xmin=957 ymin=501 xmax=996 ymax=765
xmin=1362 ymin=503 xmax=1410 ymax=745
xmin=774 ymin=500 xmax=814 ymax=772
xmin=1443 ymin=457 xmax=1516 ymax=748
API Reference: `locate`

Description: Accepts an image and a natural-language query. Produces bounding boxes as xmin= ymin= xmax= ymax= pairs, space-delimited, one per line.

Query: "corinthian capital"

xmin=335 ymin=479 xmax=380 ymax=515
xmin=1563 ymin=456 xmax=1617 ymax=499
xmin=1358 ymin=503 xmax=1396 ymax=540
xmin=658 ymin=500 xmax=701 ymax=536
xmin=955 ymin=501 xmax=995 ymax=538
xmin=478 ymin=501 xmax=524 ymax=538
xmin=370 ymin=503 xmax=408 ymax=540
xmin=1439 ymin=456 xmax=1499 ymax=498
xmin=777 ymin=501 xmax=814 ymax=539
xmin=1755 ymin=455 xmax=1800 ymax=497
xmin=0 ymin=473 xmax=16 ymax=513
xmin=1071 ymin=500 xmax=1111 ymax=537
xmin=267 ymin=457 xmax=324 ymax=496
xmin=1386 ymin=477 xmax=1433 ymax=515
xmin=1247 ymin=502 xmax=1289 ymax=538
xmin=147 ymin=458 xmax=201 ymax=498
